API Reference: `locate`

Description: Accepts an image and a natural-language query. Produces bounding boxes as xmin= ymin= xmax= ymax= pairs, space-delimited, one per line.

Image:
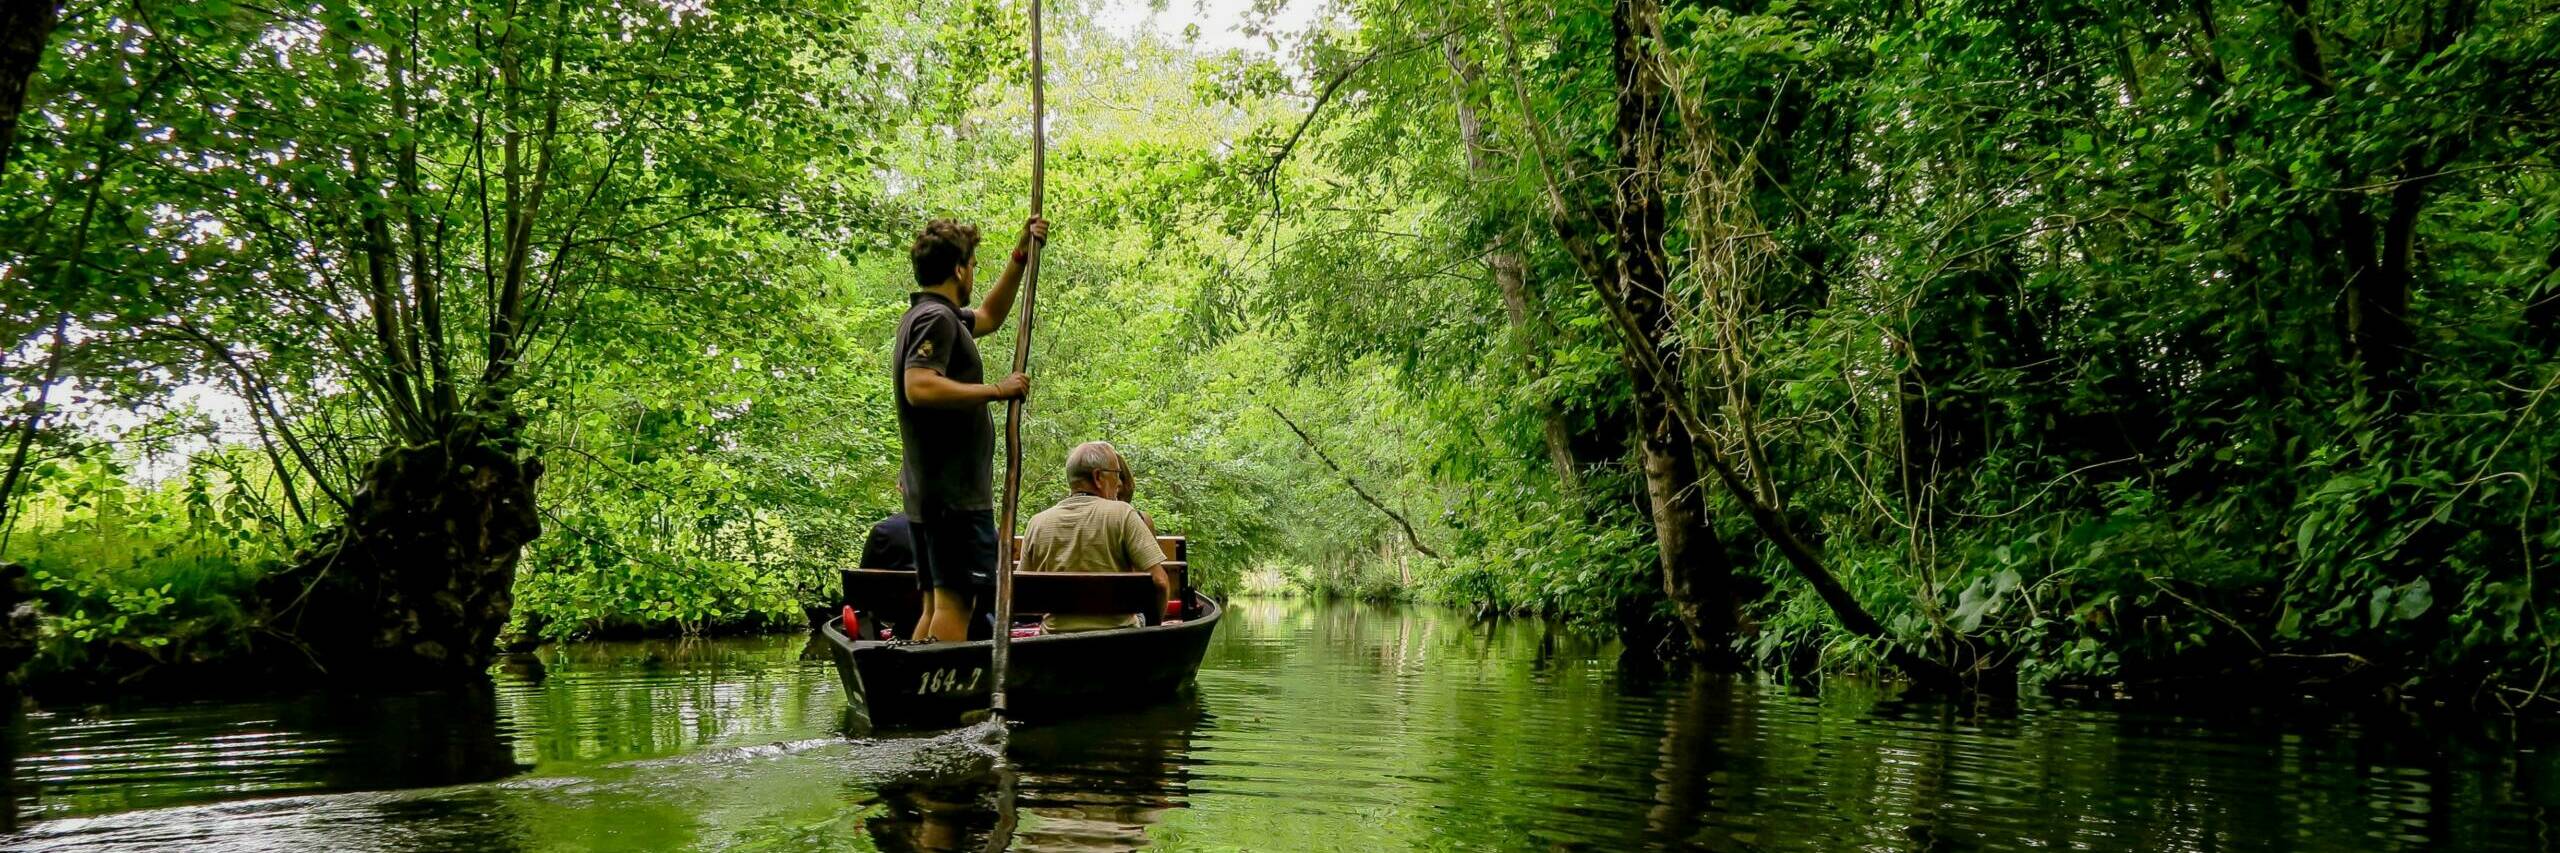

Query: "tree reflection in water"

xmin=4 ymin=678 xmax=523 ymax=822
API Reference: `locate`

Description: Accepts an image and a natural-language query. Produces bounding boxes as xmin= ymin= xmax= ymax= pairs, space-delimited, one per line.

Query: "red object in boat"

xmin=842 ymin=605 xmax=859 ymax=639
xmin=1010 ymin=625 xmax=1041 ymax=639
xmin=1165 ymin=599 xmax=1181 ymax=619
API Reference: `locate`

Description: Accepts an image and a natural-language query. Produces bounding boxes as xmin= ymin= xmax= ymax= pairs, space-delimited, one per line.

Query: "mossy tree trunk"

xmin=256 ymin=412 xmax=543 ymax=678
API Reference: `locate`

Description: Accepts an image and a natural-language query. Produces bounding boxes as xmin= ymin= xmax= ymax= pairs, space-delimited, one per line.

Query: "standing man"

xmin=895 ymin=216 xmax=1047 ymax=643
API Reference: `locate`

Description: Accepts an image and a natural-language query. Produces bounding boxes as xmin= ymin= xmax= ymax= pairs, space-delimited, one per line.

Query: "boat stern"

xmin=821 ymin=618 xmax=876 ymax=735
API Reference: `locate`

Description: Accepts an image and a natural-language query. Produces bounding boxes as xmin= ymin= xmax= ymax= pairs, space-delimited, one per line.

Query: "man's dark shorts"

xmin=908 ymin=507 xmax=998 ymax=640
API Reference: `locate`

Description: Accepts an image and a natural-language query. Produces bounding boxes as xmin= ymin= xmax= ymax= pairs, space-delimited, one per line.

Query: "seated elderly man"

xmin=1018 ymin=441 xmax=1173 ymax=633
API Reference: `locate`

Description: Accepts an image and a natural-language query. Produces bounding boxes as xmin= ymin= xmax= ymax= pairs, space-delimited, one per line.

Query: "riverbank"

xmin=7 ymin=522 xmax=2541 ymax=720
xmin=1237 ymin=575 xmax=2560 ymax=718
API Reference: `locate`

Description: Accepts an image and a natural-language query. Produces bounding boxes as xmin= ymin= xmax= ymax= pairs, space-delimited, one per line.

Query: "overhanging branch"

xmin=1259 ymin=397 xmax=1441 ymax=559
xmin=1256 ymin=26 xmax=1464 ymax=186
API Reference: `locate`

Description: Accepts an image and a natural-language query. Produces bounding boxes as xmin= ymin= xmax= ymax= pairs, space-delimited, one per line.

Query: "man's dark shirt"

xmin=860 ymin=513 xmax=916 ymax=570
xmin=893 ymin=292 xmax=994 ymax=516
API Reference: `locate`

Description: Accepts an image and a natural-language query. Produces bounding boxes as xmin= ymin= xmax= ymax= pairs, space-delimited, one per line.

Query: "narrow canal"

xmin=1 ymin=598 xmax=2548 ymax=850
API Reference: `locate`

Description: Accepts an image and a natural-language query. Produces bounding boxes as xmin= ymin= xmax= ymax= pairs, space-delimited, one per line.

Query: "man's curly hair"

xmin=910 ymin=219 xmax=982 ymax=287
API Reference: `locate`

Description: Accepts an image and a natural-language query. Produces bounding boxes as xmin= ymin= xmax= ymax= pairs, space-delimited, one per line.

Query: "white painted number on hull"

xmin=916 ymin=667 xmax=985 ymax=695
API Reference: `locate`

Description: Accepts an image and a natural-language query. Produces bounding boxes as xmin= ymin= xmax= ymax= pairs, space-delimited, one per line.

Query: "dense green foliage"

xmin=2 ymin=0 xmax=957 ymax=670
xmin=4 ymin=0 xmax=2556 ymax=698
xmin=1264 ymin=0 xmax=2560 ymax=693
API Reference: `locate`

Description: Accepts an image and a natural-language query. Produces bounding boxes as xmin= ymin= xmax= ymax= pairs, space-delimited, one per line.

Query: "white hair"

xmin=1065 ymin=441 xmax=1119 ymax=487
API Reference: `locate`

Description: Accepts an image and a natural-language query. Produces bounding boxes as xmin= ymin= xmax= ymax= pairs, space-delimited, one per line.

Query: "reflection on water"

xmin=864 ymin=703 xmax=1202 ymax=852
xmin=3 ymin=635 xmax=843 ymax=826
xmin=2 ymin=598 xmax=2555 ymax=851
xmin=9 ymin=682 xmax=523 ymax=819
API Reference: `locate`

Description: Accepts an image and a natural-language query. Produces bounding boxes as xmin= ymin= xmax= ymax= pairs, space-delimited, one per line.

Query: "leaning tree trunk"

xmin=1502 ymin=0 xmax=1742 ymax=662
xmin=256 ymin=409 xmax=543 ymax=680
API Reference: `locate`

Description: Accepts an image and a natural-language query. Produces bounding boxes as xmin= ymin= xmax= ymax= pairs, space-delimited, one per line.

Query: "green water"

xmin=0 ymin=598 xmax=2551 ymax=851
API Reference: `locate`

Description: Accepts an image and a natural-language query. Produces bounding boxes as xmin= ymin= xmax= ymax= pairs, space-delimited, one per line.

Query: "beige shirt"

xmin=1022 ymin=494 xmax=1166 ymax=632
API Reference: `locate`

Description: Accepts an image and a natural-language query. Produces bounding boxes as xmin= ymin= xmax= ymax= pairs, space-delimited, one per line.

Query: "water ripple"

xmin=2 ymin=601 xmax=2553 ymax=851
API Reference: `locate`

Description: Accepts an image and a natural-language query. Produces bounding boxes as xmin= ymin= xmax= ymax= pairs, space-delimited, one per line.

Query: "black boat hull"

xmin=821 ymin=594 xmax=1221 ymax=730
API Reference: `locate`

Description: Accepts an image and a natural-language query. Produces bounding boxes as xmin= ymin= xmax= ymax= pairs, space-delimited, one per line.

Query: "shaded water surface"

xmin=2 ymin=598 xmax=2553 ymax=850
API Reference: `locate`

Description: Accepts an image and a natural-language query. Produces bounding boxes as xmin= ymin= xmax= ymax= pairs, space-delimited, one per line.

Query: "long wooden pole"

xmin=988 ymin=0 xmax=1044 ymax=720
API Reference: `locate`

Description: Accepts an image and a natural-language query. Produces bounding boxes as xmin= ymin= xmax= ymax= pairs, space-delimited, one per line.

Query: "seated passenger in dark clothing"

xmin=861 ymin=511 xmax=916 ymax=571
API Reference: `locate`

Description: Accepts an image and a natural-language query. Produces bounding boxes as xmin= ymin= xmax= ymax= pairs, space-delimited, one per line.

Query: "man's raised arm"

xmin=970 ymin=217 xmax=1049 ymax=337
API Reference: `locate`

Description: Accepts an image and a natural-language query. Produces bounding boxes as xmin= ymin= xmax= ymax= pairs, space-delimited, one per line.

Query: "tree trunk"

xmin=255 ymin=408 xmax=543 ymax=680
xmin=1634 ymin=377 xmax=1739 ymax=662
xmin=0 ymin=316 xmax=67 ymax=549
xmin=0 ymin=0 xmax=59 ymax=177
xmin=1611 ymin=0 xmax=1739 ymax=663
xmin=0 ymin=562 xmax=37 ymax=685
xmin=1445 ymin=34 xmax=1581 ymax=487
xmin=1494 ymin=246 xmax=1583 ymax=486
xmin=1502 ymin=0 xmax=1866 ymax=671
xmin=2337 ymin=192 xmax=2409 ymax=404
xmin=2349 ymin=145 xmax=2455 ymax=409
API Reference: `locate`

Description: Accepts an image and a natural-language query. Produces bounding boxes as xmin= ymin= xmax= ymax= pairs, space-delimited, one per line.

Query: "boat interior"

xmin=839 ymin=536 xmax=1196 ymax=641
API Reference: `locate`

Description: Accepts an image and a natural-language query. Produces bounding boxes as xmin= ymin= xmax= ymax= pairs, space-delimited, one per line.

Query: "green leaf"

xmin=1953 ymin=577 xmax=1997 ymax=633
xmin=2392 ymin=578 xmax=2432 ymax=622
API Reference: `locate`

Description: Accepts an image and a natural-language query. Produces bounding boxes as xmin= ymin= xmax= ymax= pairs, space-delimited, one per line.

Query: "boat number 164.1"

xmin=916 ymin=667 xmax=984 ymax=695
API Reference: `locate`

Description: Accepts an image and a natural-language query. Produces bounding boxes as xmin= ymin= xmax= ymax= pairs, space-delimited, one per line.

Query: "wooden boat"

xmin=822 ymin=537 xmax=1221 ymax=731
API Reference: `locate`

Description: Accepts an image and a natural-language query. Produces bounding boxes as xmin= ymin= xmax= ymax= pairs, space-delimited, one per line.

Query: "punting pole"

xmin=988 ymin=0 xmax=1045 ymax=724
xmin=976 ymin=3 xmax=1042 ymax=850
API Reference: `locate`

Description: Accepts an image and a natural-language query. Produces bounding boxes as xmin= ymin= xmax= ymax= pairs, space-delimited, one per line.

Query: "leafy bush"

xmin=4 ymin=455 xmax=274 ymax=680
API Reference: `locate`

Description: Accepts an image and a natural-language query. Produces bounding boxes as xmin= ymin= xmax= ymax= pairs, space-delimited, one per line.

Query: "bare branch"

xmin=1257 ymin=26 xmax=1463 ymax=186
xmin=1259 ymin=397 xmax=1441 ymax=559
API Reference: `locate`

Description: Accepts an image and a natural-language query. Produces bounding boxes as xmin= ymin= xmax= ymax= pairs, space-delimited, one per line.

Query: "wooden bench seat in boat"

xmin=1011 ymin=535 xmax=1186 ymax=563
xmin=840 ymin=562 xmax=1188 ymax=631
